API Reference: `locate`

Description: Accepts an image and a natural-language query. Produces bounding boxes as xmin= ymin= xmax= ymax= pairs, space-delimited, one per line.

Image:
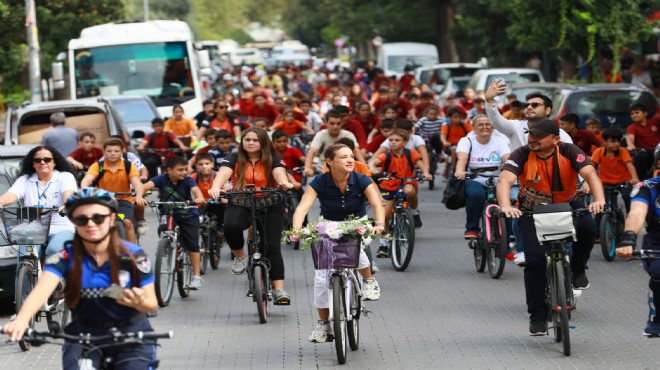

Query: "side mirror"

xmin=51 ymin=62 xmax=65 ymax=90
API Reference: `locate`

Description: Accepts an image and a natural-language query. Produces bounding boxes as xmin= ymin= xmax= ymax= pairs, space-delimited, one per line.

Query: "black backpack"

xmin=91 ymin=153 xmax=134 ymax=187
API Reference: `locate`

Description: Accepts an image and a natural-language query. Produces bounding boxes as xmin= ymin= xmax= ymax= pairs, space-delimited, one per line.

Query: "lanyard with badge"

xmin=36 ymin=181 xmax=52 ymax=208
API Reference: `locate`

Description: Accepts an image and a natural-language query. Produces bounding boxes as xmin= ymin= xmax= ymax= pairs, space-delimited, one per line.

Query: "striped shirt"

xmin=414 ymin=117 xmax=445 ymax=142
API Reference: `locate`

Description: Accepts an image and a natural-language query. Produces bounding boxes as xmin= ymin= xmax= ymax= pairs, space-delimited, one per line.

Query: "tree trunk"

xmin=436 ymin=0 xmax=459 ymax=63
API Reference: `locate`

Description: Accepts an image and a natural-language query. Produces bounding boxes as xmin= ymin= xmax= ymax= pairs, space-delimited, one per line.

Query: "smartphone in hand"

xmin=103 ymin=284 xmax=125 ymax=299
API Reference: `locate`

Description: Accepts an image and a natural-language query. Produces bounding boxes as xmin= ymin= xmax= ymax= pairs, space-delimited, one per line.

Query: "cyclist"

xmin=348 ymin=101 xmax=381 ymax=143
xmin=454 ymin=114 xmax=511 ymax=239
xmin=248 ymin=93 xmax=280 ymax=126
xmin=626 ymin=103 xmax=660 ymax=180
xmin=369 ymin=128 xmax=432 ymax=255
xmin=558 ymin=113 xmax=602 ymax=156
xmin=137 ymin=118 xmax=190 ymax=179
xmin=414 ymin=105 xmax=444 ymax=155
xmin=372 ymin=120 xmax=430 ymax=184
xmin=361 ymin=119 xmax=394 ymax=158
xmin=272 ymin=130 xmax=305 ymax=189
xmin=292 ymin=143 xmax=385 ymax=343
xmin=81 ymin=138 xmax=143 ymax=244
xmin=136 ymin=157 xmax=206 ymax=290
xmin=496 ymin=119 xmax=605 ymax=336
xmin=2 ymin=188 xmax=159 ymax=368
xmin=208 ymin=127 xmax=294 ymax=305
xmin=164 ymin=105 xmax=197 ymax=145
xmin=198 ymin=99 xmax=242 ymax=141
xmin=66 ymin=132 xmax=103 ymax=172
xmin=617 ymin=178 xmax=660 ymax=336
xmin=440 ymin=108 xmax=471 ymax=176
xmin=208 ymin=130 xmax=238 ymax=170
xmin=272 ymin=109 xmax=315 ymax=137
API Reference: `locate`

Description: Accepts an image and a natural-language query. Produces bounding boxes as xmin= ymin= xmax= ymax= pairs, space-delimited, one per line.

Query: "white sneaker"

xmin=572 ymin=289 xmax=582 ymax=298
xmin=362 ymin=278 xmax=381 ymax=301
xmin=371 ymin=262 xmax=379 ymax=273
xmin=231 ymin=257 xmax=247 ymax=275
xmin=308 ymin=320 xmax=330 ymax=343
xmin=514 ymin=252 xmax=526 ymax=266
xmin=189 ymin=275 xmax=203 ymax=290
xmin=137 ymin=220 xmax=148 ymax=236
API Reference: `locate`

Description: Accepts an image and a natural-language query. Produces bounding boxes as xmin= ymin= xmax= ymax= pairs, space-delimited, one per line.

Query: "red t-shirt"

xmin=364 ymin=134 xmax=387 ymax=154
xmin=348 ymin=114 xmax=381 ymax=134
xmin=279 ymin=147 xmax=304 ymax=182
xmin=237 ymin=98 xmax=254 ymax=117
xmin=146 ymin=132 xmax=177 ymax=150
xmin=626 ymin=121 xmax=660 ymax=149
xmin=70 ymin=147 xmax=104 ymax=167
xmin=568 ymin=129 xmax=601 ymax=156
xmin=460 ymin=98 xmax=475 ymax=111
xmin=394 ymin=99 xmax=413 ymax=118
xmin=373 ymin=76 xmax=390 ymax=90
xmin=398 ymin=74 xmax=415 ymax=92
xmin=342 ymin=120 xmax=367 ymax=148
xmin=249 ymin=104 xmax=280 ymax=125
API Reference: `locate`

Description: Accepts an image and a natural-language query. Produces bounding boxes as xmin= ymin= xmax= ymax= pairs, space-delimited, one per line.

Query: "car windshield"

xmin=387 ymin=56 xmax=438 ymax=73
xmin=485 ymin=73 xmax=541 ymax=88
xmin=110 ymin=99 xmax=159 ymax=126
xmin=565 ymin=90 xmax=656 ymax=116
xmin=421 ymin=67 xmax=480 ymax=85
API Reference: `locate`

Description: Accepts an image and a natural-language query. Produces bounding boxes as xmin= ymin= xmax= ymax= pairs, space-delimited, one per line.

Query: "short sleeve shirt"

xmin=280 ymin=147 xmax=304 ymax=181
xmin=70 ymin=148 xmax=104 ymax=167
xmin=591 ymin=147 xmax=633 ymax=184
xmin=309 ymin=172 xmax=374 ymax=221
xmin=626 ymin=121 xmax=660 ymax=149
xmin=272 ymin=120 xmax=306 ymax=137
xmin=568 ymin=129 xmax=601 ymax=156
xmin=208 ymin=146 xmax=237 ymax=169
xmin=441 ymin=122 xmax=472 ymax=145
xmin=376 ymin=149 xmax=422 ymax=191
xmin=456 ymin=135 xmax=511 ymax=185
xmin=309 ymin=130 xmax=358 ymax=163
xmin=631 ymin=180 xmax=660 ymax=241
xmin=87 ymin=160 xmax=140 ymax=202
xmin=145 ymin=132 xmax=178 ymax=150
xmin=380 ymin=134 xmax=426 ymax=150
xmin=151 ymin=174 xmax=199 ymax=218
xmin=164 ymin=118 xmax=196 ymax=137
xmin=219 ymin=153 xmax=286 ymax=189
xmin=44 ymin=241 xmax=154 ymax=323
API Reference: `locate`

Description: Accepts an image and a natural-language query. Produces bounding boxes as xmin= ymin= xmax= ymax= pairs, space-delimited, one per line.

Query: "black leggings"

xmin=224 ymin=204 xmax=285 ymax=280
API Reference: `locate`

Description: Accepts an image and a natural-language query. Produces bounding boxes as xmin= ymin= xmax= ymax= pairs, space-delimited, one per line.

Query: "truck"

xmin=377 ymin=42 xmax=439 ymax=79
xmin=64 ymin=20 xmax=212 ymax=118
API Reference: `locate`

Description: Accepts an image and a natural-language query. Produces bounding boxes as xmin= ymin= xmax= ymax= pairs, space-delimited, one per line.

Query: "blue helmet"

xmin=65 ymin=188 xmax=118 ymax=219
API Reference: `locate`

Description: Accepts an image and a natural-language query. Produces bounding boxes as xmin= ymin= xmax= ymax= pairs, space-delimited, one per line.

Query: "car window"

xmin=430 ymin=67 xmax=480 ymax=85
xmin=565 ymin=91 xmax=656 ymax=116
xmin=485 ymin=73 xmax=541 ymax=89
xmin=0 ymin=158 xmax=24 ymax=170
xmin=511 ymin=87 xmax=558 ymax=104
xmin=110 ymin=99 xmax=159 ymax=125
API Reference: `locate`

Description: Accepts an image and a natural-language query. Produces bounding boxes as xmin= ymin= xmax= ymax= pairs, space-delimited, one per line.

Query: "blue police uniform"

xmin=44 ymin=241 xmax=157 ymax=369
xmin=630 ymin=179 xmax=660 ymax=329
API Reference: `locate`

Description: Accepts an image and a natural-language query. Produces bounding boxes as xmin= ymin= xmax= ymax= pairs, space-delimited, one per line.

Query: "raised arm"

xmin=484 ymin=79 xmax=517 ymax=137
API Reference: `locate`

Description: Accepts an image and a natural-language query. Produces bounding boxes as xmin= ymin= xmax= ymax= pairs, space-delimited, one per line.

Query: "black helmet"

xmin=65 ymin=188 xmax=118 ymax=219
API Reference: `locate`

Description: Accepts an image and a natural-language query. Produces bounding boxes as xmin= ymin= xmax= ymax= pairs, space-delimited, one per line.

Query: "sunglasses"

xmin=523 ymin=102 xmax=544 ymax=109
xmin=217 ymin=106 xmax=228 ymax=109
xmin=33 ymin=157 xmax=54 ymax=164
xmin=71 ymin=213 xmax=112 ymax=227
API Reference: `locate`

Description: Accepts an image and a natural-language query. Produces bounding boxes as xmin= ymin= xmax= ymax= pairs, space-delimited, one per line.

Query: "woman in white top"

xmin=455 ymin=114 xmax=511 ymax=239
xmin=0 ymin=145 xmax=78 ymax=257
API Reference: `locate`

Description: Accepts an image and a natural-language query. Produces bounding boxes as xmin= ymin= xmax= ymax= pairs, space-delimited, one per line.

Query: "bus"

xmin=67 ymin=20 xmax=211 ymax=117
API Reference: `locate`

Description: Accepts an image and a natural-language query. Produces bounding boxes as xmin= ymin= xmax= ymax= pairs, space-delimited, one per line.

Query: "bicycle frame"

xmin=327 ymin=267 xmax=362 ymax=323
xmin=17 ymin=245 xmax=63 ymax=321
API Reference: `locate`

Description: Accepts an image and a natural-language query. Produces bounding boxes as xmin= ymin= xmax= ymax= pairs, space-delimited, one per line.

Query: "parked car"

xmin=0 ymin=144 xmax=36 ymax=169
xmin=505 ymin=82 xmax=567 ymax=108
xmin=467 ymin=68 xmax=545 ymax=94
xmin=105 ymin=95 xmax=160 ymax=148
xmin=415 ymin=62 xmax=485 ymax=94
xmin=0 ymin=164 xmax=22 ymax=301
xmin=436 ymin=76 xmax=472 ymax=106
xmin=378 ymin=42 xmax=439 ymax=79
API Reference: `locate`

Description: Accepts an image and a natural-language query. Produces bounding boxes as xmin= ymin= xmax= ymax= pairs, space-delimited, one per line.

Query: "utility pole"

xmin=143 ymin=0 xmax=149 ymax=21
xmin=25 ymin=0 xmax=41 ymax=102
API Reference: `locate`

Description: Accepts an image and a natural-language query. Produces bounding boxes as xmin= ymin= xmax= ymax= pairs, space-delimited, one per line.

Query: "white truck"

xmin=377 ymin=42 xmax=439 ymax=79
xmin=64 ymin=20 xmax=212 ymax=117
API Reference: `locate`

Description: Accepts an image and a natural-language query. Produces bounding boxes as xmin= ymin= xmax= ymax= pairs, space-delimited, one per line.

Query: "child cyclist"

xmin=191 ymin=153 xmax=225 ymax=233
xmin=272 ymin=109 xmax=315 ymax=137
xmin=135 ymin=157 xmax=206 ymax=290
xmin=368 ymin=129 xmax=432 ymax=257
xmin=66 ymin=132 xmax=103 ymax=171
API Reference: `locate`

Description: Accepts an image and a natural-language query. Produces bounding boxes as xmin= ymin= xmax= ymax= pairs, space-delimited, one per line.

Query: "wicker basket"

xmin=311 ymin=235 xmax=361 ymax=270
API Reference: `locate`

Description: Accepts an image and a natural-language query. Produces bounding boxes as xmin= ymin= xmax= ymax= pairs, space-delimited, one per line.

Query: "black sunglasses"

xmin=217 ymin=106 xmax=228 ymax=109
xmin=71 ymin=213 xmax=112 ymax=226
xmin=33 ymin=157 xmax=54 ymax=164
xmin=523 ymin=102 xmax=544 ymax=109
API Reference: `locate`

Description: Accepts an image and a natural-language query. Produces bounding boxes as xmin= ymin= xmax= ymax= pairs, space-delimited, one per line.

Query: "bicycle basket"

xmin=0 ymin=207 xmax=53 ymax=246
xmin=228 ymin=193 xmax=284 ymax=210
xmin=311 ymin=235 xmax=361 ymax=270
xmin=532 ymin=203 xmax=576 ymax=242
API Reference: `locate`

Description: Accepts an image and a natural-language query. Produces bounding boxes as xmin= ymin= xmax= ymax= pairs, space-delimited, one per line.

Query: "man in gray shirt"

xmin=41 ymin=112 xmax=78 ymax=157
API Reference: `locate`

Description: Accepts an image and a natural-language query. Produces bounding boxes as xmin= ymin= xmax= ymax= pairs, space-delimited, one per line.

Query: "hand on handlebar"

xmin=194 ymin=197 xmax=206 ymax=206
xmin=500 ymin=206 xmax=522 ymax=218
xmin=208 ymin=187 xmax=221 ymax=199
xmin=371 ymin=225 xmax=385 ymax=235
xmin=454 ymin=169 xmax=466 ymax=180
xmin=135 ymin=197 xmax=149 ymax=208
xmin=278 ymin=181 xmax=294 ymax=191
xmin=304 ymin=167 xmax=315 ymax=177
xmin=587 ymin=201 xmax=606 ymax=214
xmin=616 ymin=231 xmax=637 ymax=258
xmin=2 ymin=316 xmax=29 ymax=342
xmin=422 ymin=172 xmax=432 ymax=181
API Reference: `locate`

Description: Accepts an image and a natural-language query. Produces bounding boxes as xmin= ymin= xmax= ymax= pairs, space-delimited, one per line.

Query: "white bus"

xmin=67 ymin=20 xmax=211 ymax=117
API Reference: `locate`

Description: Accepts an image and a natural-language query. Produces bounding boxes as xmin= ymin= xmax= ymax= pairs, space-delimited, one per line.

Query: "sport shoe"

xmin=572 ymin=272 xmax=590 ymax=290
xmin=643 ymin=321 xmax=660 ymax=337
xmin=137 ymin=220 xmax=149 ymax=236
xmin=274 ymin=289 xmax=291 ymax=305
xmin=464 ymin=231 xmax=478 ymax=239
xmin=371 ymin=262 xmax=379 ymax=273
xmin=308 ymin=320 xmax=331 ymax=343
xmin=514 ymin=252 xmax=526 ymax=266
xmin=231 ymin=257 xmax=247 ymax=275
xmin=189 ymin=275 xmax=203 ymax=290
xmin=414 ymin=213 xmax=422 ymax=229
xmin=529 ymin=321 xmax=547 ymax=336
xmin=362 ymin=278 xmax=381 ymax=301
xmin=376 ymin=245 xmax=389 ymax=258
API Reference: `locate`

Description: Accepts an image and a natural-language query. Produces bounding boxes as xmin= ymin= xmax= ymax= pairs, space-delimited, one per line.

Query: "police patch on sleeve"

xmin=46 ymin=249 xmax=70 ymax=265
xmin=135 ymin=252 xmax=152 ymax=274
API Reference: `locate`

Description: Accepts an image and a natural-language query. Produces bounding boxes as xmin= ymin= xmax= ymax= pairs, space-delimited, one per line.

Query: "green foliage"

xmin=149 ymin=0 xmax=190 ymax=20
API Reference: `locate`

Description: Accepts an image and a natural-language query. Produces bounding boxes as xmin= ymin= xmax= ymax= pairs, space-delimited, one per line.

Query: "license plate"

xmin=0 ymin=246 xmax=18 ymax=259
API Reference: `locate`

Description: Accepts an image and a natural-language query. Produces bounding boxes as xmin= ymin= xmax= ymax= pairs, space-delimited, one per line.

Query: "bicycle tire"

xmin=429 ymin=155 xmax=438 ymax=190
xmin=200 ymin=233 xmax=210 ymax=275
xmin=547 ymin=260 xmax=561 ymax=342
xmin=154 ymin=238 xmax=175 ymax=307
xmin=556 ymin=265 xmax=571 ymax=356
xmin=331 ymin=275 xmax=347 ymax=364
xmin=253 ymin=265 xmax=268 ymax=324
xmin=599 ymin=213 xmax=616 ymax=261
xmin=391 ymin=209 xmax=415 ymax=271
xmin=347 ymin=274 xmax=361 ymax=351
xmin=16 ymin=263 xmax=36 ymax=351
xmin=210 ymin=230 xmax=222 ymax=270
xmin=46 ymin=299 xmax=70 ymax=334
xmin=487 ymin=210 xmax=506 ymax=279
xmin=563 ymin=258 xmax=576 ymax=316
xmin=473 ymin=234 xmax=487 ymax=273
xmin=177 ymin=251 xmax=192 ymax=298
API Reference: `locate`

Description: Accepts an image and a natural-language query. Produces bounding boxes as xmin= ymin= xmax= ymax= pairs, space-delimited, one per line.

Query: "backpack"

xmin=446 ymin=123 xmax=468 ymax=145
xmin=91 ymin=153 xmax=134 ymax=187
xmin=384 ymin=148 xmax=414 ymax=174
xmin=146 ymin=132 xmax=176 ymax=148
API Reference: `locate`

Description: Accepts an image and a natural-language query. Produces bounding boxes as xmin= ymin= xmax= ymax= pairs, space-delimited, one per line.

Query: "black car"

xmin=0 ymin=164 xmax=22 ymax=301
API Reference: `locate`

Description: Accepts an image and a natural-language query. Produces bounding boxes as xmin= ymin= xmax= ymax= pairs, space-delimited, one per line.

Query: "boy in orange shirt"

xmin=272 ymin=109 xmax=315 ymax=137
xmin=368 ymin=129 xmax=431 ymax=257
xmin=440 ymin=108 xmax=472 ymax=176
xmin=591 ymin=127 xmax=639 ymax=213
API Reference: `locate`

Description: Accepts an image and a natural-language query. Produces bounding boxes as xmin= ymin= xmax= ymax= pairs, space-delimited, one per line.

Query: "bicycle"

xmin=377 ymin=171 xmax=424 ymax=272
xmin=283 ymin=189 xmax=301 ymax=250
xmin=199 ymin=205 xmax=223 ymax=274
xmin=107 ymin=191 xmax=137 ymax=244
xmin=211 ymin=186 xmax=285 ymax=324
xmin=288 ymin=133 xmax=313 ymax=155
xmin=1 ymin=323 xmax=172 ymax=370
xmin=428 ymin=148 xmax=439 ymax=190
xmin=150 ymin=201 xmax=198 ymax=307
xmin=599 ymin=182 xmax=631 ymax=261
xmin=141 ymin=148 xmax=184 ymax=176
xmin=311 ymin=235 xmax=364 ymax=364
xmin=466 ymin=174 xmax=509 ymax=279
xmin=0 ymin=206 xmax=70 ymax=351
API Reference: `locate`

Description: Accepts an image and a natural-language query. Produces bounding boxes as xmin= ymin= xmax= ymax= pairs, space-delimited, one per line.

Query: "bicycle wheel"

xmin=486 ymin=210 xmax=507 ymax=279
xmin=428 ymin=154 xmax=438 ymax=190
xmin=200 ymin=233 xmax=210 ymax=275
xmin=473 ymin=234 xmax=487 ymax=273
xmin=347 ymin=274 xmax=361 ymax=351
xmin=331 ymin=275 xmax=347 ymax=364
xmin=253 ymin=264 xmax=269 ymax=324
xmin=556 ymin=265 xmax=571 ymax=356
xmin=599 ymin=213 xmax=617 ymax=261
xmin=46 ymin=299 xmax=70 ymax=334
xmin=391 ymin=209 xmax=415 ymax=271
xmin=154 ymin=238 xmax=175 ymax=307
xmin=563 ymin=258 xmax=576 ymax=316
xmin=177 ymin=250 xmax=192 ymax=298
xmin=210 ymin=230 xmax=222 ymax=270
xmin=16 ymin=263 xmax=36 ymax=351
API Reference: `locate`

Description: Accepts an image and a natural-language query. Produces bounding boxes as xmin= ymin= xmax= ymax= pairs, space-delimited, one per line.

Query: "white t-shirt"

xmin=456 ymin=135 xmax=511 ymax=185
xmin=380 ymin=134 xmax=426 ymax=150
xmin=305 ymin=111 xmax=324 ymax=132
xmin=8 ymin=170 xmax=77 ymax=234
xmin=310 ymin=129 xmax=358 ymax=160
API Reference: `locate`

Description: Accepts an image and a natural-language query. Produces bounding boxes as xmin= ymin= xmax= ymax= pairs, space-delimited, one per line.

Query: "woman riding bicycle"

xmin=292 ymin=143 xmax=386 ymax=343
xmin=454 ymin=114 xmax=511 ymax=239
xmin=2 ymin=188 xmax=159 ymax=369
xmin=0 ymin=145 xmax=78 ymax=257
xmin=208 ymin=127 xmax=294 ymax=305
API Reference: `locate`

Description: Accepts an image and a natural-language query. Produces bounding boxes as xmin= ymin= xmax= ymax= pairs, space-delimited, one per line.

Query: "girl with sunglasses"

xmin=0 ymin=145 xmax=78 ymax=257
xmin=3 ymin=188 xmax=159 ymax=369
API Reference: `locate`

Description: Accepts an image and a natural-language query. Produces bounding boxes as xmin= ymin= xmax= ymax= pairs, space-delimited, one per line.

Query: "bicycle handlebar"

xmin=0 ymin=325 xmax=173 ymax=345
xmin=377 ymin=171 xmax=425 ymax=183
xmin=632 ymin=249 xmax=660 ymax=258
xmin=208 ymin=187 xmax=284 ymax=201
xmin=150 ymin=201 xmax=197 ymax=210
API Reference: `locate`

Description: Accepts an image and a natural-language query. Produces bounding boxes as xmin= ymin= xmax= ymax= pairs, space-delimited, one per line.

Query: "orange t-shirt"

xmin=87 ymin=160 xmax=140 ymax=202
xmin=208 ymin=117 xmax=235 ymax=139
xmin=272 ymin=120 xmax=306 ymax=137
xmin=191 ymin=171 xmax=215 ymax=200
xmin=164 ymin=118 xmax=196 ymax=137
xmin=441 ymin=122 xmax=472 ymax=145
xmin=590 ymin=147 xmax=633 ymax=184
xmin=376 ymin=149 xmax=422 ymax=192
xmin=322 ymin=161 xmax=371 ymax=176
